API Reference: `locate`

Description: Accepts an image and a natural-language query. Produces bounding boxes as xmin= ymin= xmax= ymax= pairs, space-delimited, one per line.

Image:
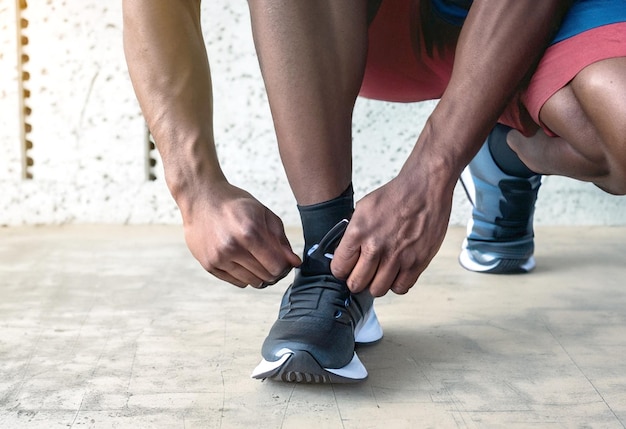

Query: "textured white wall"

xmin=0 ymin=0 xmax=624 ymax=227
xmin=0 ymin=0 xmax=20 ymax=181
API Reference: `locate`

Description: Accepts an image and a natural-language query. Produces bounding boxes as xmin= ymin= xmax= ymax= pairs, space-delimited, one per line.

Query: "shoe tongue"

xmin=300 ymin=253 xmax=331 ymax=276
xmin=300 ymin=220 xmax=348 ymax=276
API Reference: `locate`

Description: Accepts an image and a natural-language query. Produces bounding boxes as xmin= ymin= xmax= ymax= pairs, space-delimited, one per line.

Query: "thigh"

xmin=536 ymin=56 xmax=626 ymax=193
xmin=569 ymin=57 xmax=626 ymax=149
xmin=540 ymin=57 xmax=626 ymax=155
xmin=524 ymin=22 xmax=626 ymax=137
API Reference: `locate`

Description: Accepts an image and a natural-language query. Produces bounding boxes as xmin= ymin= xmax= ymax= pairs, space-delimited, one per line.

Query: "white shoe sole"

xmin=251 ymin=306 xmax=383 ymax=383
xmin=459 ymin=244 xmax=536 ymax=274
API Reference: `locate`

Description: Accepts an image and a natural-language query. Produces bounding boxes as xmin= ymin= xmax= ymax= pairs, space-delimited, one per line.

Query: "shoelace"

xmin=283 ymin=275 xmax=349 ymax=316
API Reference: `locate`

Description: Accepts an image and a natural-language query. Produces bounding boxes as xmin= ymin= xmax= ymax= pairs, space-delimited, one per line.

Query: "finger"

xmin=221 ymin=261 xmax=265 ymax=289
xmin=232 ymin=251 xmax=276 ymax=283
xmin=331 ymin=231 xmax=361 ymax=280
xmin=509 ymin=129 xmax=597 ymax=177
xmin=278 ymin=236 xmax=302 ymax=268
xmin=210 ymin=267 xmax=248 ymax=289
xmin=345 ymin=246 xmax=381 ymax=293
xmin=368 ymin=261 xmax=400 ymax=297
xmin=246 ymin=218 xmax=300 ymax=278
xmin=268 ymin=214 xmax=302 ymax=268
xmin=389 ymin=267 xmax=422 ymax=296
xmin=259 ymin=265 xmax=292 ymax=289
xmin=244 ymin=243 xmax=296 ymax=285
xmin=237 ymin=234 xmax=297 ymax=287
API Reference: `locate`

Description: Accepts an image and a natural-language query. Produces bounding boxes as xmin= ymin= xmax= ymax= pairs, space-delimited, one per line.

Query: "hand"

xmin=507 ymin=128 xmax=607 ymax=181
xmin=180 ymin=181 xmax=301 ymax=288
xmin=331 ymin=173 xmax=453 ymax=297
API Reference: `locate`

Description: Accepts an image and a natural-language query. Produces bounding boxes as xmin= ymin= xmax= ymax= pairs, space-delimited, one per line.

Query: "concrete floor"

xmin=0 ymin=225 xmax=625 ymax=429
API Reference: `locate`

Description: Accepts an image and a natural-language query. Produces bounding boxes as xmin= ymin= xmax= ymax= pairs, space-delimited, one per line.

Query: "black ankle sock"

xmin=298 ymin=184 xmax=354 ymax=255
xmin=488 ymin=124 xmax=537 ymax=179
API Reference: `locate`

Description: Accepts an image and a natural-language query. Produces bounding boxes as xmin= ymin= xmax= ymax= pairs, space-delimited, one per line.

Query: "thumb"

xmin=282 ymin=243 xmax=302 ymax=267
xmin=274 ymin=225 xmax=301 ymax=267
xmin=330 ymin=232 xmax=360 ymax=280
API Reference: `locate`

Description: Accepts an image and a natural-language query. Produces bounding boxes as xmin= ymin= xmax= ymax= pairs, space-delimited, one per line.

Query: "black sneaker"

xmin=459 ymin=125 xmax=542 ymax=274
xmin=251 ymin=219 xmax=383 ymax=383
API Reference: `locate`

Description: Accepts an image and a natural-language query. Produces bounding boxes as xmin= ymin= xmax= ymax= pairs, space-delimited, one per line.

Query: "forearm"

xmin=402 ymin=0 xmax=572 ymax=187
xmin=122 ymin=0 xmax=226 ymax=210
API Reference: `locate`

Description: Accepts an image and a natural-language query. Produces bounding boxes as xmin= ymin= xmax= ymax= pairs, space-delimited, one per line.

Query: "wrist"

xmin=160 ymin=142 xmax=228 ymax=218
xmin=400 ymin=115 xmax=477 ymax=194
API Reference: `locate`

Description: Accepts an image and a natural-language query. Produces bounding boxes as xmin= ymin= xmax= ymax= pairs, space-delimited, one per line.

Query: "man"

xmin=123 ymin=0 xmax=626 ymax=383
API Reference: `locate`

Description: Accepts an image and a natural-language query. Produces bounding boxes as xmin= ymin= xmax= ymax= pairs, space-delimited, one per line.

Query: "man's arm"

xmin=414 ymin=0 xmax=571 ymax=174
xmin=333 ymin=0 xmax=572 ymax=296
xmin=122 ymin=0 xmax=300 ymax=288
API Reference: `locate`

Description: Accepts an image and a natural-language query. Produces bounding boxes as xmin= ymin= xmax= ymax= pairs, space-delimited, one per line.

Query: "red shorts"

xmin=524 ymin=22 xmax=626 ymax=136
xmin=360 ymin=0 xmax=454 ymax=103
xmin=360 ymin=0 xmax=626 ymax=137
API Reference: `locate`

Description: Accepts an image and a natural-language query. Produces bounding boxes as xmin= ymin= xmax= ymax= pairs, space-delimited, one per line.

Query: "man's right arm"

xmin=122 ymin=0 xmax=300 ymax=288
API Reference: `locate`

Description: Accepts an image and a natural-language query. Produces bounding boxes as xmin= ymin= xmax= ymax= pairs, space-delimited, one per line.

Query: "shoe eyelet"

xmin=334 ymin=310 xmax=343 ymax=319
xmin=344 ymin=297 xmax=351 ymax=308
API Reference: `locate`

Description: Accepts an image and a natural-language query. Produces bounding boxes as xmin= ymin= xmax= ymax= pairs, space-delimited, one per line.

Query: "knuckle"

xmin=347 ymin=277 xmax=362 ymax=291
xmin=392 ymin=274 xmax=419 ymax=295
xmin=217 ymin=234 xmax=239 ymax=254
xmin=211 ymin=249 xmax=231 ymax=266
xmin=237 ymin=220 xmax=258 ymax=242
xmin=195 ymin=251 xmax=220 ymax=272
xmin=338 ymin=244 xmax=360 ymax=259
xmin=369 ymin=284 xmax=389 ymax=298
xmin=391 ymin=284 xmax=410 ymax=295
xmin=344 ymin=222 xmax=366 ymax=243
xmin=360 ymin=243 xmax=380 ymax=260
xmin=269 ymin=264 xmax=289 ymax=279
xmin=203 ymin=259 xmax=218 ymax=272
xmin=401 ymin=253 xmax=423 ymax=272
xmin=346 ymin=217 xmax=363 ymax=232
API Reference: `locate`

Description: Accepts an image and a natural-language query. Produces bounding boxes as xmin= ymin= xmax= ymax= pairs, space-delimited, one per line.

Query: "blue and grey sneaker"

xmin=459 ymin=125 xmax=542 ymax=274
xmin=251 ymin=219 xmax=383 ymax=383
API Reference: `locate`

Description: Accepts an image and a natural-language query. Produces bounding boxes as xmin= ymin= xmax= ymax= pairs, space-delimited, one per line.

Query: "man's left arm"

xmin=333 ymin=0 xmax=572 ymax=296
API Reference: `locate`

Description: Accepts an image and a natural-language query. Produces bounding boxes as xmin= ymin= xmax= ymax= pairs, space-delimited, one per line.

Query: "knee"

xmin=574 ymin=66 xmax=626 ymax=195
xmin=603 ymin=171 xmax=626 ymax=196
xmin=596 ymin=136 xmax=626 ymax=195
xmin=596 ymin=180 xmax=626 ymax=196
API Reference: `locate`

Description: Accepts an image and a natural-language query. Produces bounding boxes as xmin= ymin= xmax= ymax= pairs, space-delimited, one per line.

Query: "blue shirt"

xmin=430 ymin=0 xmax=626 ymax=44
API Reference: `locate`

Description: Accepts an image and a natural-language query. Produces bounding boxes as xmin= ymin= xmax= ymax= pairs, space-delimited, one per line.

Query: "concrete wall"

xmin=1 ymin=0 xmax=624 ymax=227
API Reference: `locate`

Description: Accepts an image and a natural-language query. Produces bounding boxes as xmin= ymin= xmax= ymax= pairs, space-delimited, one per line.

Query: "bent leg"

xmin=247 ymin=0 xmax=369 ymax=205
xmin=509 ymin=57 xmax=626 ymax=195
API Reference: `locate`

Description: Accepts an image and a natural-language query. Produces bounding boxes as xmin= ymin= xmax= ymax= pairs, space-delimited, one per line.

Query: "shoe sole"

xmin=354 ymin=301 xmax=383 ymax=344
xmin=251 ymin=307 xmax=383 ymax=383
xmin=251 ymin=350 xmax=368 ymax=383
xmin=459 ymin=246 xmax=536 ymax=274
